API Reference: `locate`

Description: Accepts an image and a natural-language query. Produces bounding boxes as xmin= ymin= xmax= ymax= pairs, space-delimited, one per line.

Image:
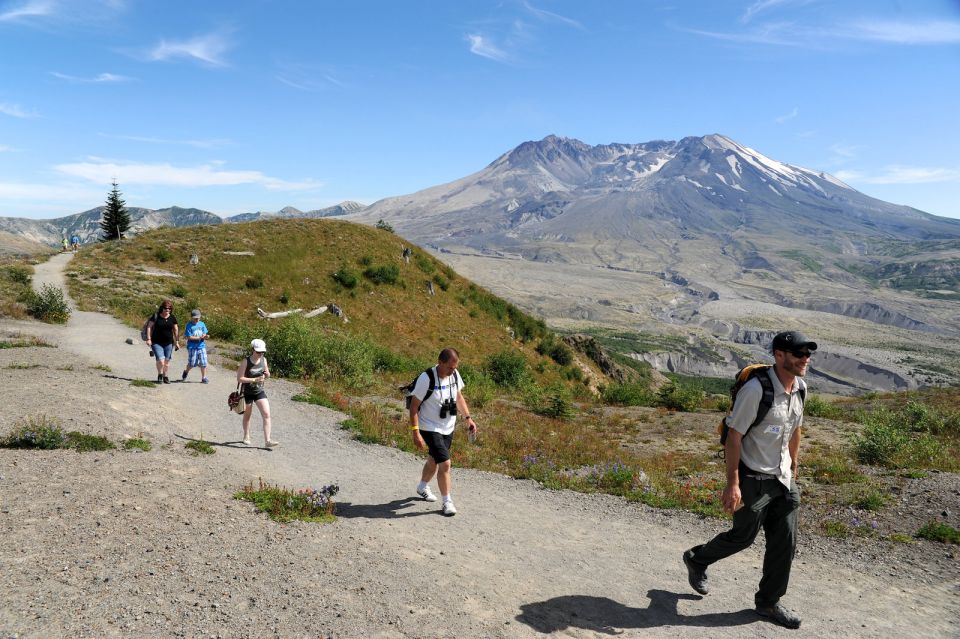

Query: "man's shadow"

xmin=335 ymin=498 xmax=440 ymax=519
xmin=516 ymin=590 xmax=758 ymax=635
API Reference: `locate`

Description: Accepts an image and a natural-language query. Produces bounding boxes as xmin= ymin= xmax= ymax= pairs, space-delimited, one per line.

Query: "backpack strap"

xmin=421 ymin=367 xmax=437 ymax=405
xmin=744 ymin=368 xmax=775 ymax=438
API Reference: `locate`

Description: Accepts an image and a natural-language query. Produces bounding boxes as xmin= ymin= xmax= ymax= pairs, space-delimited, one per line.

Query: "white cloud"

xmin=467 ymin=33 xmax=510 ymax=62
xmin=50 ymin=71 xmax=132 ymax=83
xmin=838 ymin=166 xmax=960 ymax=185
xmin=147 ymin=31 xmax=232 ymax=66
xmin=0 ymin=181 xmax=103 ymax=201
xmin=0 ymin=144 xmax=15 ymax=152
xmin=98 ymin=133 xmax=230 ymax=149
xmin=522 ymin=1 xmax=583 ymax=30
xmin=847 ymin=20 xmax=960 ymax=45
xmin=742 ymin=0 xmax=796 ymax=23
xmin=774 ymin=107 xmax=798 ymax=124
xmin=688 ymin=18 xmax=960 ymax=48
xmin=0 ymin=102 xmax=39 ymax=118
xmin=54 ymin=158 xmax=321 ymax=191
xmin=828 ymin=143 xmax=859 ymax=165
xmin=0 ymin=0 xmax=54 ymax=22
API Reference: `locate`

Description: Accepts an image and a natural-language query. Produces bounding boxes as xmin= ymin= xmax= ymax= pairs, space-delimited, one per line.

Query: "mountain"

xmin=0 ymin=206 xmax=222 ymax=246
xmin=225 ymin=201 xmax=366 ymax=224
xmin=348 ymin=134 xmax=960 ymax=391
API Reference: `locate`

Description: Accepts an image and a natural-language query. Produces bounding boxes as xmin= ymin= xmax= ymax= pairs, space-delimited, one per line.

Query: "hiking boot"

xmin=181 ymin=369 xmax=188 ymax=381
xmin=756 ymin=603 xmax=801 ymax=629
xmin=162 ymin=376 xmax=170 ymax=384
xmin=442 ymin=501 xmax=457 ymax=516
xmin=683 ymin=547 xmax=709 ymax=595
xmin=157 ymin=374 xmax=163 ymax=383
xmin=417 ymin=486 xmax=438 ymax=502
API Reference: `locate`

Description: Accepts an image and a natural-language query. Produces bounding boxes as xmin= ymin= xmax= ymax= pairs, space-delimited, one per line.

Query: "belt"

xmin=743 ymin=471 xmax=778 ymax=481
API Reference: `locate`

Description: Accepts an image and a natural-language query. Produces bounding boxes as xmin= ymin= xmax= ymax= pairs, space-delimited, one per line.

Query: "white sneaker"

xmin=417 ymin=486 xmax=438 ymax=502
xmin=442 ymin=501 xmax=457 ymax=516
xmin=265 ymin=440 xmax=279 ymax=448
xmin=242 ymin=437 xmax=251 ymax=446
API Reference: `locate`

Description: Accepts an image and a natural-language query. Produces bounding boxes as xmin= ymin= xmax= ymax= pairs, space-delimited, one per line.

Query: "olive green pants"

xmin=690 ymin=475 xmax=800 ymax=607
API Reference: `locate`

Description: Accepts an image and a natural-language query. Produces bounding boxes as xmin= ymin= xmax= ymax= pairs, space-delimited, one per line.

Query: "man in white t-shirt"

xmin=409 ymin=348 xmax=478 ymax=516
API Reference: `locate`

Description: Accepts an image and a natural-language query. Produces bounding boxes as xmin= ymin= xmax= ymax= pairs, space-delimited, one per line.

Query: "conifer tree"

xmin=99 ymin=180 xmax=131 ymax=241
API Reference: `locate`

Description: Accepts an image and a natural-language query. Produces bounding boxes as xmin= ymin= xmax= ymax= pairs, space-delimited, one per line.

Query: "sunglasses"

xmin=789 ymin=350 xmax=814 ymax=359
xmin=161 ymin=307 xmax=172 ymax=312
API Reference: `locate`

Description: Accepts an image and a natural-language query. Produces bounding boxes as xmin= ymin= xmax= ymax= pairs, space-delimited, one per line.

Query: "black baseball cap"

xmin=771 ymin=331 xmax=817 ymax=353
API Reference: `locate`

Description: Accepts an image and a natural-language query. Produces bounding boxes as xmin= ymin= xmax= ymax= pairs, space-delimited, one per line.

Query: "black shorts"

xmin=420 ymin=430 xmax=453 ymax=463
xmin=244 ymin=390 xmax=267 ymax=403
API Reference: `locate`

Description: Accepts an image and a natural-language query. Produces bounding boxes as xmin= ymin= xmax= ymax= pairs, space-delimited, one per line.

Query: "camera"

xmin=439 ymin=398 xmax=458 ymax=419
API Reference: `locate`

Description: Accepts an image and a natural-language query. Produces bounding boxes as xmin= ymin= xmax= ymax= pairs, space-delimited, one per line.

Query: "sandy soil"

xmin=0 ymin=252 xmax=957 ymax=639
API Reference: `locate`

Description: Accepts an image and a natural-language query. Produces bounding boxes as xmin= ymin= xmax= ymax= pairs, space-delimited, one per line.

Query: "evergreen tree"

xmin=99 ymin=180 xmax=131 ymax=241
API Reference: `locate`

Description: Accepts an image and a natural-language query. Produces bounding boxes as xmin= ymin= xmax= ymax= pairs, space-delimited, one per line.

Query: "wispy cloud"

xmin=0 ymin=0 xmax=54 ymax=22
xmin=54 ymin=158 xmax=321 ymax=191
xmin=847 ymin=20 xmax=960 ymax=45
xmin=274 ymin=63 xmax=348 ymax=92
xmin=522 ymin=1 xmax=583 ymax=30
xmin=0 ymin=102 xmax=39 ymax=118
xmin=688 ymin=18 xmax=960 ymax=48
xmin=147 ymin=31 xmax=232 ymax=66
xmin=0 ymin=181 xmax=103 ymax=201
xmin=467 ymin=33 xmax=511 ymax=62
xmin=98 ymin=133 xmax=229 ymax=149
xmin=828 ymin=143 xmax=859 ymax=165
xmin=836 ymin=166 xmax=960 ymax=185
xmin=775 ymin=107 xmax=798 ymax=124
xmin=0 ymin=144 xmax=15 ymax=152
xmin=50 ymin=71 xmax=132 ymax=83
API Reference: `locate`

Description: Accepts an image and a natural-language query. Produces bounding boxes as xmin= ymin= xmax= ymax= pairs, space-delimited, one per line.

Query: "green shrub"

xmin=5 ymin=265 xmax=31 ymax=285
xmin=185 ymin=439 xmax=215 ymax=455
xmin=245 ymin=275 xmax=264 ymax=289
xmin=714 ymin=395 xmax=732 ymax=412
xmin=457 ymin=365 xmax=496 ymax=408
xmin=821 ymin=520 xmax=850 ymax=538
xmin=279 ymin=290 xmax=290 ymax=305
xmin=603 ymin=382 xmax=656 ymax=407
xmin=259 ymin=316 xmax=382 ymax=388
xmin=169 ymin=283 xmax=187 ymax=298
xmin=414 ymin=254 xmax=435 ymax=274
xmin=851 ymin=487 xmax=889 ymax=511
xmin=484 ymin=350 xmax=529 ymax=388
xmin=206 ymin=315 xmax=247 ymax=342
xmin=805 ymin=395 xmax=844 ymax=419
xmin=363 ymin=264 xmax=400 ymax=285
xmin=916 ymin=521 xmax=960 ymax=544
xmin=852 ymin=406 xmax=945 ymax=468
xmin=25 ymin=284 xmax=70 ymax=323
xmin=375 ymin=219 xmax=394 ymax=233
xmin=292 ymin=390 xmax=338 ymax=409
xmin=534 ymin=383 xmax=575 ymax=420
xmin=64 ymin=431 xmax=115 ymax=452
xmin=124 ymin=436 xmax=152 ymax=451
xmin=153 ymin=247 xmax=172 ymax=262
xmin=235 ymin=478 xmax=338 ymax=523
xmin=1 ymin=415 xmax=65 ymax=449
xmin=432 ymin=274 xmax=449 ymax=291
xmin=657 ymin=382 xmax=705 ymax=412
xmin=331 ymin=265 xmax=359 ymax=289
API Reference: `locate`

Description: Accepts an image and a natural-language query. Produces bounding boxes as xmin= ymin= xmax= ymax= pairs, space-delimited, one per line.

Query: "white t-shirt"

xmin=413 ymin=367 xmax=465 ymax=435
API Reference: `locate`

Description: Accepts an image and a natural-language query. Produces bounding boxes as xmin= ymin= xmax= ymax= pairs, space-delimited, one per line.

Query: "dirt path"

xmin=0 ymin=252 xmax=957 ymax=638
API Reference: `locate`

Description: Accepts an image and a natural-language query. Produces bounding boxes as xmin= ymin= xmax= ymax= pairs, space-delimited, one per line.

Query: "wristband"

xmin=411 ymin=426 xmax=420 ymax=431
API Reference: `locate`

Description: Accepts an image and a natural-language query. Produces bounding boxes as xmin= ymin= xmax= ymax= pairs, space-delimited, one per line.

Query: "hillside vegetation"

xmin=66 ymin=218 xmax=576 ymax=382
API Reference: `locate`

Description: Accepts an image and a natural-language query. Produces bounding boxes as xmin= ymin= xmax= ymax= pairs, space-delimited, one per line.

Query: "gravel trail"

xmin=0 ymin=252 xmax=957 ymax=638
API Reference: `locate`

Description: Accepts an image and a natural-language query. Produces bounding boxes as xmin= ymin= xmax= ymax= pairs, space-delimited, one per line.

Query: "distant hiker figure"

xmin=682 ymin=331 xmax=816 ymax=630
xmin=70 ymin=234 xmax=80 ymax=251
xmin=408 ymin=348 xmax=477 ymax=516
xmin=61 ymin=237 xmax=69 ymax=252
xmin=237 ymin=338 xmax=277 ymax=448
xmin=402 ymin=246 xmax=412 ymax=264
xmin=181 ymin=309 xmax=209 ymax=383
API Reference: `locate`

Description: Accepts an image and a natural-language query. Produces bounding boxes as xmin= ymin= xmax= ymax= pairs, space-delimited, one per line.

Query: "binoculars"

xmin=438 ymin=398 xmax=458 ymax=419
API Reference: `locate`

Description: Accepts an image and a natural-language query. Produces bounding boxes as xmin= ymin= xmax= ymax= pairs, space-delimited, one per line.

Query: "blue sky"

xmin=1 ymin=0 xmax=959 ymax=219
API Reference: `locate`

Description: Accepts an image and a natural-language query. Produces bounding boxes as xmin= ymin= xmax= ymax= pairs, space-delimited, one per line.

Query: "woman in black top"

xmin=145 ymin=299 xmax=179 ymax=384
xmin=236 ymin=338 xmax=277 ymax=447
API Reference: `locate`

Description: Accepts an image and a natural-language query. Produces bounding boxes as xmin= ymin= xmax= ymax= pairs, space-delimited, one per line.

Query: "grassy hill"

xmin=66 ymin=218 xmax=577 ymax=385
